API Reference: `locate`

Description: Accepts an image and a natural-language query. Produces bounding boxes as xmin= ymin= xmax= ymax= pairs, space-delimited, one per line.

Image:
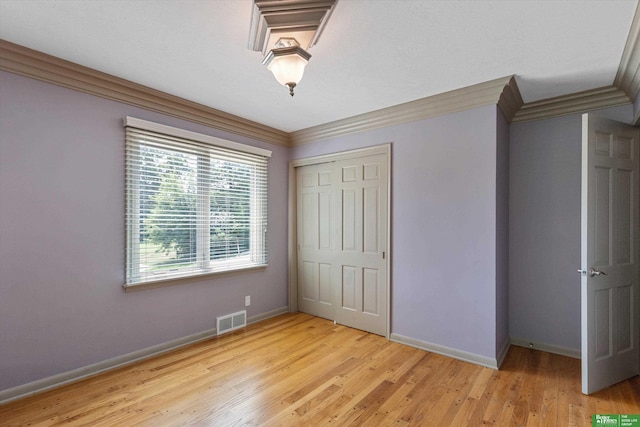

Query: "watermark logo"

xmin=592 ymin=415 xmax=640 ymax=427
xmin=594 ymin=415 xmax=619 ymax=425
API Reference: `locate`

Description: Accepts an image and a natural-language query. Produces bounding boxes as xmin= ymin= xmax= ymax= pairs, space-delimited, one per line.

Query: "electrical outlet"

xmin=245 ymin=295 xmax=251 ymax=306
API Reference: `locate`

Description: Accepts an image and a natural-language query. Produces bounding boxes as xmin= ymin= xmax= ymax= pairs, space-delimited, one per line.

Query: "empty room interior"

xmin=1 ymin=0 xmax=639 ymax=425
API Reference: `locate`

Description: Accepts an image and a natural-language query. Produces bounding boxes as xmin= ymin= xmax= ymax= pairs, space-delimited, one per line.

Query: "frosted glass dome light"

xmin=262 ymin=38 xmax=311 ymax=97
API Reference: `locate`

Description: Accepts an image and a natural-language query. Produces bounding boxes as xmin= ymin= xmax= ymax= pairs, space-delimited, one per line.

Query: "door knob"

xmin=589 ymin=267 xmax=607 ymax=277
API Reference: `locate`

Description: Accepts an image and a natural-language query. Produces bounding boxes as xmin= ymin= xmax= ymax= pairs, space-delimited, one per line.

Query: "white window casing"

xmin=124 ymin=117 xmax=270 ymax=287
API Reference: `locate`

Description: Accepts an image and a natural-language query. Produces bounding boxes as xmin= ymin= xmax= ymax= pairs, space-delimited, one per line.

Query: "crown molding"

xmin=290 ymin=76 xmax=521 ymax=146
xmin=512 ymin=86 xmax=630 ymax=123
xmin=614 ymin=1 xmax=640 ymax=99
xmin=1 ymin=37 xmax=634 ymax=148
xmin=497 ymin=76 xmax=524 ymax=122
xmin=0 ymin=39 xmax=290 ymax=147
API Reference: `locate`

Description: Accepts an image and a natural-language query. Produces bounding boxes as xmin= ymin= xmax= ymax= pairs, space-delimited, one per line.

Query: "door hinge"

xmin=382 ymin=251 xmax=385 ymax=259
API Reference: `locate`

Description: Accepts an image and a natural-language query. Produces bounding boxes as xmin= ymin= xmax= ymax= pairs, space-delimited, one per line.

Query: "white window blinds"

xmin=125 ymin=117 xmax=270 ymax=286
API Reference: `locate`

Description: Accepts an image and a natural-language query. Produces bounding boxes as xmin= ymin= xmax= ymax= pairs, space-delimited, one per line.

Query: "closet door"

xmin=296 ymin=150 xmax=388 ymax=336
xmin=296 ymin=162 xmax=337 ymax=321
xmin=333 ymin=153 xmax=388 ymax=336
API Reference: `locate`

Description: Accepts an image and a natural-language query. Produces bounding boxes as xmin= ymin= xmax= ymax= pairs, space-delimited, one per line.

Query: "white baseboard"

xmin=509 ymin=337 xmax=580 ymax=359
xmin=248 ymin=306 xmax=288 ymax=325
xmin=390 ymin=333 xmax=500 ymax=370
xmin=0 ymin=306 xmax=289 ymax=405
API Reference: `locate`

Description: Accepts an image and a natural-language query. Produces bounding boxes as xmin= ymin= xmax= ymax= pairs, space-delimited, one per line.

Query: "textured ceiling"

xmin=0 ymin=0 xmax=637 ymax=132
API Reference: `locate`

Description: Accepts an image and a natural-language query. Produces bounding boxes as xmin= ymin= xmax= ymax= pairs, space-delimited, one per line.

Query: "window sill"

xmin=123 ymin=264 xmax=268 ymax=292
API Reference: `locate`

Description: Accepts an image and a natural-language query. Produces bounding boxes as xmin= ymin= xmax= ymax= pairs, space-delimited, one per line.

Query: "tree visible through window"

xmin=125 ymin=118 xmax=269 ymax=286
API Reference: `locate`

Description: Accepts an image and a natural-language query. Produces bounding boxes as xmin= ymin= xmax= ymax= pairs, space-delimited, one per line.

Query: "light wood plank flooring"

xmin=1 ymin=313 xmax=639 ymax=426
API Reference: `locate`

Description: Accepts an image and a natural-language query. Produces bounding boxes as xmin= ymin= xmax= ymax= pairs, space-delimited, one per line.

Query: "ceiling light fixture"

xmin=248 ymin=0 xmax=337 ymax=98
xmin=262 ymin=38 xmax=311 ymax=97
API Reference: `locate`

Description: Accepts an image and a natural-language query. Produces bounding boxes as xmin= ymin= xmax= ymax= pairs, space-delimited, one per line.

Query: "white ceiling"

xmin=0 ymin=0 xmax=637 ymax=133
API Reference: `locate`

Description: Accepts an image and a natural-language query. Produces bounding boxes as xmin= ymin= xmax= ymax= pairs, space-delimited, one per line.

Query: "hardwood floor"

xmin=1 ymin=313 xmax=639 ymax=426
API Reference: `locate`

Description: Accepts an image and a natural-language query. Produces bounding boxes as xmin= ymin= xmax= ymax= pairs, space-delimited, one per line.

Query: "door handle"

xmin=589 ymin=267 xmax=607 ymax=277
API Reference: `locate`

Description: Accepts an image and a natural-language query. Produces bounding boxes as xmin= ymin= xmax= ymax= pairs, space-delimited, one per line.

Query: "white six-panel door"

xmin=297 ymin=162 xmax=337 ymax=321
xmin=333 ymin=154 xmax=388 ymax=335
xmin=295 ymin=149 xmax=388 ymax=336
xmin=581 ymin=114 xmax=640 ymax=394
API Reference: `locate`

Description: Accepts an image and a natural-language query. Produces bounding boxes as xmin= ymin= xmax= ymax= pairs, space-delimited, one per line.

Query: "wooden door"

xmin=581 ymin=114 xmax=639 ymax=394
xmin=295 ymin=149 xmax=389 ymax=336
xmin=332 ymin=153 xmax=388 ymax=336
xmin=296 ymin=162 xmax=337 ymax=321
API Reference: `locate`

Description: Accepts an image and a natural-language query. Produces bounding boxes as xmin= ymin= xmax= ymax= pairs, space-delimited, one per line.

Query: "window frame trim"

xmin=123 ymin=265 xmax=268 ymax=292
xmin=124 ymin=117 xmax=272 ymax=158
xmin=124 ymin=117 xmax=271 ymax=290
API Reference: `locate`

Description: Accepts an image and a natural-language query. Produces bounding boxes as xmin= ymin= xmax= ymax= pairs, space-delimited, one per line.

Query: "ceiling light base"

xmin=248 ymin=0 xmax=337 ymax=54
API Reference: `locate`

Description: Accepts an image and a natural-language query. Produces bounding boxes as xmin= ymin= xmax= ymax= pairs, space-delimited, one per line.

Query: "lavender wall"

xmin=596 ymin=104 xmax=634 ymax=123
xmin=0 ymin=71 xmax=289 ymax=391
xmin=509 ymin=114 xmax=582 ymax=352
xmin=495 ymin=109 xmax=509 ymax=358
xmin=292 ymin=105 xmax=501 ymax=360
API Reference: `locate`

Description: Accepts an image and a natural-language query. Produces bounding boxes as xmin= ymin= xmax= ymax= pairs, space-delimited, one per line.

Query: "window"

xmin=125 ymin=117 xmax=270 ymax=286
